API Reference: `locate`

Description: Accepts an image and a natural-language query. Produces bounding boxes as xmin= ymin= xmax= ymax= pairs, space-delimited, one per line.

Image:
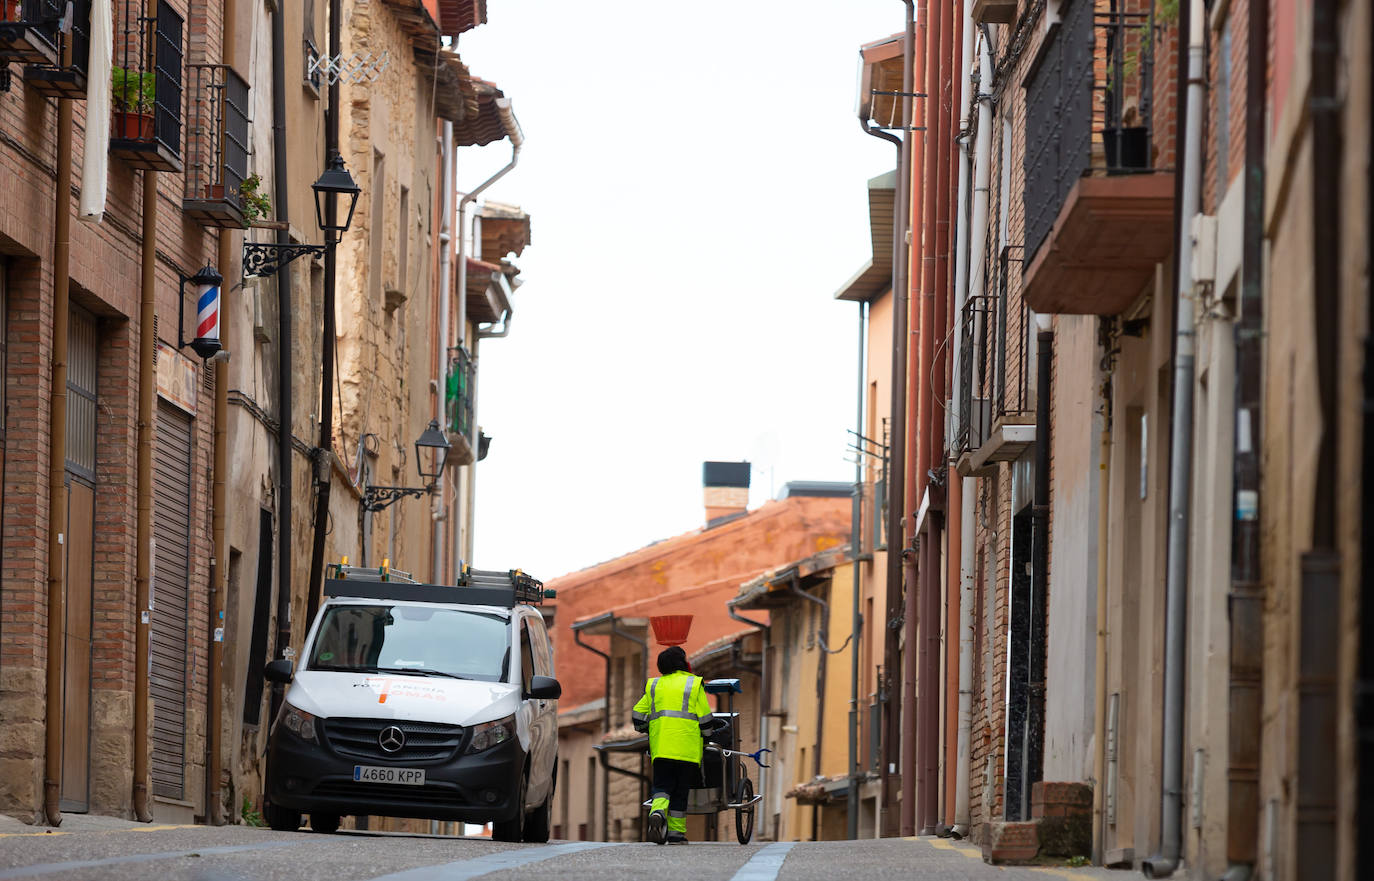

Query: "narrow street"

xmin=0 ymin=816 xmax=1126 ymax=881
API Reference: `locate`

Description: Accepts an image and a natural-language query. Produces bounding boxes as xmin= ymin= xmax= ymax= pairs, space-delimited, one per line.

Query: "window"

xmin=307 ymin=604 xmax=511 ymax=682
xmin=303 ymin=0 xmax=321 ymax=94
xmin=519 ymin=620 xmax=536 ymax=692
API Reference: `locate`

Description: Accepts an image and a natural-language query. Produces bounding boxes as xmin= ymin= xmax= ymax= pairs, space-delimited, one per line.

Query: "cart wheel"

xmin=735 ymin=777 xmax=755 ymax=844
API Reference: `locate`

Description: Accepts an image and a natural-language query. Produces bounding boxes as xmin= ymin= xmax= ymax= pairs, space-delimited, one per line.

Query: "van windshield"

xmin=307 ymin=604 xmax=511 ymax=683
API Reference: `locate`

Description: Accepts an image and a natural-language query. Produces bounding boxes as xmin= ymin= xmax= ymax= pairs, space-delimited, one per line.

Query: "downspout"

xmin=305 ymin=0 xmax=346 ymax=627
xmin=933 ymin=0 xmax=962 ymax=831
xmin=133 ymin=140 xmax=160 ymax=825
xmin=456 ymin=101 xmax=522 ymax=565
xmin=1028 ymin=316 xmax=1051 ymax=812
xmin=944 ymin=0 xmax=975 ymax=830
xmin=1221 ymin=0 xmax=1268 ymax=869
xmin=1293 ymin=0 xmax=1342 ymax=876
xmin=269 ymin=0 xmax=295 ymax=722
xmin=1141 ymin=0 xmax=1204 ymax=872
xmin=891 ymin=0 xmax=917 ymax=840
xmin=434 ymin=121 xmax=453 ymax=582
xmin=43 ymin=95 xmax=74 ymax=828
xmin=1092 ymin=356 xmax=1112 ymax=863
xmin=954 ymin=29 xmax=994 ymax=840
xmin=909 ymin=0 xmax=941 ymax=836
xmin=574 ymin=618 xmax=613 ymax=842
xmin=848 ymin=300 xmax=867 ymax=840
xmin=609 ymin=616 xmax=649 ymax=817
xmin=207 ymin=0 xmax=239 ymax=826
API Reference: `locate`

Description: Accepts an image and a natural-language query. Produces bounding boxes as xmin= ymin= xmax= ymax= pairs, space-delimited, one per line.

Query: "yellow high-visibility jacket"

xmin=631 ymin=671 xmax=713 ymax=763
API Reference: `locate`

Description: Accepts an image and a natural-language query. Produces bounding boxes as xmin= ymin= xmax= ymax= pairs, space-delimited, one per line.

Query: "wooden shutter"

xmin=152 ymin=400 xmax=193 ymax=799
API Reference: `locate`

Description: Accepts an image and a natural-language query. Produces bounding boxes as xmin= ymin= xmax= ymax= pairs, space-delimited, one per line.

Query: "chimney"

xmin=703 ymin=461 xmax=751 ymax=525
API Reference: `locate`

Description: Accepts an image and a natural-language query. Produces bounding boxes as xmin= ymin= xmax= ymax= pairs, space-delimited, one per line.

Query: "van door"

xmin=530 ymin=617 xmax=558 ymax=795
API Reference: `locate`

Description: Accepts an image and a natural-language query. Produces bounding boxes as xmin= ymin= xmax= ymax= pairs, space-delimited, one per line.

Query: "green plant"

xmin=239 ymin=173 xmax=272 ymax=224
xmin=241 ymin=795 xmax=265 ymax=827
xmin=1066 ymin=855 xmax=1090 ymax=867
xmin=111 ymin=66 xmax=155 ymax=114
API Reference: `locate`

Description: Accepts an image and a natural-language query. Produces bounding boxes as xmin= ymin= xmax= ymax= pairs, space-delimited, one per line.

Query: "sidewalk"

xmin=0 ymin=812 xmax=175 ymax=836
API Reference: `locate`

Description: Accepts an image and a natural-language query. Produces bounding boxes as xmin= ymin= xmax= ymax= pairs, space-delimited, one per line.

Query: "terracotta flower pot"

xmin=205 ymin=184 xmax=225 ymax=200
xmin=650 ymin=614 xmax=694 ymax=647
xmin=112 ymin=111 xmax=154 ymax=141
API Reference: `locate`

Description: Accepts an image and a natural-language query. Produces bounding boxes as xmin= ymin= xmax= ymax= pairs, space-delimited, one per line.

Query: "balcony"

xmin=19 ymin=0 xmax=91 ymax=98
xmin=0 ymin=0 xmax=62 ymax=65
xmin=1020 ymin=0 xmax=1174 ymax=315
xmin=955 ymin=267 xmax=1036 ymax=477
xmin=108 ymin=0 xmax=183 ymax=173
xmin=182 ymin=64 xmax=250 ymax=229
xmin=444 ymin=346 xmax=476 ymax=466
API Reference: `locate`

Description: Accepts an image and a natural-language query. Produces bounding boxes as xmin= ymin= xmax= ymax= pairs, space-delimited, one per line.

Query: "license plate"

xmin=353 ymin=765 xmax=426 ymax=786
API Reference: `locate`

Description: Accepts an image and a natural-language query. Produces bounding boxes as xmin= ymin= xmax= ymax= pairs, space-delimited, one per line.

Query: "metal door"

xmin=152 ymin=400 xmax=193 ymax=799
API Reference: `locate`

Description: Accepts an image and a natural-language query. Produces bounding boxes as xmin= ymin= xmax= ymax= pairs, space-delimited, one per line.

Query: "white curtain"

xmin=79 ymin=0 xmax=113 ymax=223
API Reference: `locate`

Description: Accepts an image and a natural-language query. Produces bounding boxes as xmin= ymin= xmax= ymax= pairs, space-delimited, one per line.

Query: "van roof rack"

xmin=323 ymin=562 xmax=554 ymax=608
xmin=326 ymin=561 xmax=417 ymax=584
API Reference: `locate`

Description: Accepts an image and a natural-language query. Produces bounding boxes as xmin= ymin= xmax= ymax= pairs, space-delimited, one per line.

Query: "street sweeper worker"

xmin=631 ymin=645 xmax=714 ymax=844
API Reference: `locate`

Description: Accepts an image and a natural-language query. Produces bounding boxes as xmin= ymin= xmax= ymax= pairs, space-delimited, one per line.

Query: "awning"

xmin=835 ymin=170 xmax=896 ymax=302
xmin=426 ymin=49 xmax=480 ymax=123
xmin=858 ymin=33 xmax=905 ymax=130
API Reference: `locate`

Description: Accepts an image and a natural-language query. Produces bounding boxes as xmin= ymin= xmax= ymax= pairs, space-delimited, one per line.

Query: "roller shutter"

xmin=152 ymin=400 xmax=192 ymax=800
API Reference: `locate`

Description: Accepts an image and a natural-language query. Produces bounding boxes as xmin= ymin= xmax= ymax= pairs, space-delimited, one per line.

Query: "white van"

xmin=262 ymin=566 xmax=560 ymax=841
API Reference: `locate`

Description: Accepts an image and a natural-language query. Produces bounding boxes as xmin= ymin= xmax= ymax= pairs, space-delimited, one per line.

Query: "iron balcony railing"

xmin=13 ymin=0 xmax=91 ymax=97
xmin=956 ymin=252 xmax=1035 ymax=456
xmin=446 ymin=346 xmax=475 ymax=439
xmin=110 ymin=0 xmax=182 ymax=170
xmin=1023 ymin=0 xmax=1158 ymax=259
xmin=183 ymin=64 xmax=249 ymax=228
xmin=0 ymin=0 xmax=63 ymax=65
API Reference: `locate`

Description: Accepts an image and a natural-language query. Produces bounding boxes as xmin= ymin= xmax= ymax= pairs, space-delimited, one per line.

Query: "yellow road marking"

xmin=0 ymin=830 xmax=68 ymax=838
xmin=924 ymin=837 xmax=982 ymax=860
xmin=128 ymin=824 xmax=198 ymax=833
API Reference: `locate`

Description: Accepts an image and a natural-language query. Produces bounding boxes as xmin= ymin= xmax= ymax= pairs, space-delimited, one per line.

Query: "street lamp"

xmin=176 ymin=264 xmax=225 ymax=360
xmin=242 ymin=153 xmax=362 ymax=278
xmin=312 ymin=153 xmax=362 ymax=245
xmin=362 ymin=420 xmax=453 ymax=513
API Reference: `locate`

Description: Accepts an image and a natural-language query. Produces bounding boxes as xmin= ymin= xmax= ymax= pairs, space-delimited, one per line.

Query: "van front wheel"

xmin=264 ymin=800 xmax=301 ymax=832
xmin=491 ymin=770 xmax=528 ymax=842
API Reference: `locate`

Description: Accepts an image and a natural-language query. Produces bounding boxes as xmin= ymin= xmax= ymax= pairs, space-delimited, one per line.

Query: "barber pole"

xmin=180 ymin=264 xmax=225 ymax=360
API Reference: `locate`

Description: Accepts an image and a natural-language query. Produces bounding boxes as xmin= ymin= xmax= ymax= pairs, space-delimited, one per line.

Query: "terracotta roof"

xmin=423 ymin=49 xmax=480 ymax=123
xmin=437 ymin=0 xmax=486 ymax=36
xmin=689 ymin=628 xmax=758 ymax=666
xmin=453 ymin=80 xmax=521 ymax=147
xmin=731 ymin=545 xmax=852 ymax=610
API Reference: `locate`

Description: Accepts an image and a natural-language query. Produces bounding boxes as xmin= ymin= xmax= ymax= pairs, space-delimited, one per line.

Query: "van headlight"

xmin=467 ymin=715 xmax=515 ymax=752
xmin=280 ymin=703 xmax=319 ymax=744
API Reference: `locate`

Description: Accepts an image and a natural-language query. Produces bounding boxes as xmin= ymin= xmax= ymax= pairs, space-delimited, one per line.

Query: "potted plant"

xmin=111 ymin=66 xmax=155 ymax=140
xmin=238 ymin=173 xmax=272 ymax=225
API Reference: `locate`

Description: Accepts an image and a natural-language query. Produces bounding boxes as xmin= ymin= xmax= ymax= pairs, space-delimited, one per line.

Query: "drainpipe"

xmin=43 ymin=95 xmax=74 ymax=828
xmin=133 ymin=158 xmax=160 ymax=826
xmin=305 ymin=0 xmax=347 ymax=628
xmin=1221 ymin=0 xmax=1268 ymax=870
xmin=573 ymin=614 xmax=615 ymax=842
xmin=909 ymin=0 xmax=942 ymax=837
xmin=207 ymin=0 xmax=239 ymax=826
xmin=1092 ymin=363 xmax=1111 ymax=863
xmin=1141 ymin=0 xmax=1204 ymax=873
xmin=848 ymin=300 xmax=867 ymax=840
xmin=1293 ymin=0 xmax=1342 ymax=877
xmin=953 ymin=30 xmax=994 ymax=839
xmin=455 ymin=101 xmax=522 ymax=565
xmin=434 ymin=121 xmax=453 ymax=582
xmin=1028 ymin=315 xmax=1052 ymax=812
xmin=269 ymin=0 xmax=295 ymax=724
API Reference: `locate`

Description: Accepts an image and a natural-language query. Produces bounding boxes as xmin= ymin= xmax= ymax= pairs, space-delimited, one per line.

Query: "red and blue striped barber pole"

xmin=181 ymin=264 xmax=225 ymax=360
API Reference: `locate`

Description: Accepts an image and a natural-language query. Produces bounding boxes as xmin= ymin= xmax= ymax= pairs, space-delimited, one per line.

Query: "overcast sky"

xmin=458 ymin=2 xmax=903 ymax=581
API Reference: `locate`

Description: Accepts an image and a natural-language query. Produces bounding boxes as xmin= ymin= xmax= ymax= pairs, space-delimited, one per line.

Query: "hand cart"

xmin=594 ymin=678 xmax=768 ymax=844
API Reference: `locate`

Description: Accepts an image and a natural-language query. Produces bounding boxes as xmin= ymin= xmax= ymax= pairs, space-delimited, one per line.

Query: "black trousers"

xmin=650 ymin=757 xmax=700 ymax=815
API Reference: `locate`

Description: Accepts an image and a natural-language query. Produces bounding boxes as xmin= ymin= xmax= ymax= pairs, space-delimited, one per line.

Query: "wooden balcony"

xmin=1020 ymin=173 xmax=1175 ymax=315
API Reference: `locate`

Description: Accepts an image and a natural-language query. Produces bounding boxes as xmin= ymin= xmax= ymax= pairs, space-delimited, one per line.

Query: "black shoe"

xmin=647 ymin=811 xmax=667 ymax=845
xmin=666 ymin=832 xmax=688 ymax=845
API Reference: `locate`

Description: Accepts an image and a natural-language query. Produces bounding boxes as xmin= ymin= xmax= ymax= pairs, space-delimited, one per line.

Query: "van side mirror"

xmin=264 ymin=658 xmax=294 ymax=684
xmin=526 ymin=675 xmax=561 ymax=700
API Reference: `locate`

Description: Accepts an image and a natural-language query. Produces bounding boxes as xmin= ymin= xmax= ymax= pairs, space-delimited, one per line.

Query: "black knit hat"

xmin=657 ymin=645 xmax=689 ymax=675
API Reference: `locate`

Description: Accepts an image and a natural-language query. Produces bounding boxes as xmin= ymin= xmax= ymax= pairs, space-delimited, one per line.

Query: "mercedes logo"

xmin=378 ymin=725 xmax=406 ymax=754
